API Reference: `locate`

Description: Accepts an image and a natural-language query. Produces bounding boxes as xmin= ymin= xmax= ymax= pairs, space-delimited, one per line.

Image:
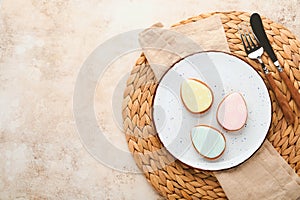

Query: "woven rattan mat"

xmin=122 ymin=11 xmax=300 ymax=199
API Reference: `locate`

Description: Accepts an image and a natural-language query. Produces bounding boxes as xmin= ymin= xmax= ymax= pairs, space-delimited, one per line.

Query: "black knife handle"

xmin=250 ymin=13 xmax=277 ymax=62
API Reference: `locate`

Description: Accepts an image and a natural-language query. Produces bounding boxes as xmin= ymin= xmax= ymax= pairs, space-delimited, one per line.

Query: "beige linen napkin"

xmin=139 ymin=15 xmax=230 ymax=80
xmin=139 ymin=15 xmax=300 ymax=199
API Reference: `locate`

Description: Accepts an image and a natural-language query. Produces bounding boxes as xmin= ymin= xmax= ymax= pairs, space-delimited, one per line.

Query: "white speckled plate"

xmin=153 ymin=51 xmax=272 ymax=170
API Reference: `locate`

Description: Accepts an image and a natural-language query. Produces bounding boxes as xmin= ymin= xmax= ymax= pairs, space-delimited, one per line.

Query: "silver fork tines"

xmin=238 ymin=24 xmax=269 ymax=74
xmin=239 ymin=25 xmax=255 ymax=51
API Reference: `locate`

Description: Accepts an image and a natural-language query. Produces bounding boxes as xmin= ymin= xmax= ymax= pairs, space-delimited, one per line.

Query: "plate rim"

xmin=152 ymin=50 xmax=272 ymax=171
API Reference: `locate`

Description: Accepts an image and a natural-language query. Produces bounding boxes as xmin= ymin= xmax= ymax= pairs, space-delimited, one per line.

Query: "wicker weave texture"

xmin=122 ymin=11 xmax=300 ymax=200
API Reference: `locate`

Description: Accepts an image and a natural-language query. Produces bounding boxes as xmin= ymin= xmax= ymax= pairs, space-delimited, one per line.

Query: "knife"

xmin=250 ymin=13 xmax=300 ymax=110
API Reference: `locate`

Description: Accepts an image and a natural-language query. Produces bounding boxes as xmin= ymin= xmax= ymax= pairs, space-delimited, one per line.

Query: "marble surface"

xmin=1 ymin=0 xmax=300 ymax=199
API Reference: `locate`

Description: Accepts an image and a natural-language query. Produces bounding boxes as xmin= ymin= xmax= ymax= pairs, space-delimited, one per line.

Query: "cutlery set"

xmin=239 ymin=13 xmax=300 ymax=124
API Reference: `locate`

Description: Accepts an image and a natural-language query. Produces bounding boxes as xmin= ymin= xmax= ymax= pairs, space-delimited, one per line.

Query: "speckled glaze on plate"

xmin=153 ymin=51 xmax=272 ymax=170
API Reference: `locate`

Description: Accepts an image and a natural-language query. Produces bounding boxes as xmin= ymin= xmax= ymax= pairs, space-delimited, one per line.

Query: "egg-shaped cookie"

xmin=217 ymin=92 xmax=248 ymax=131
xmin=191 ymin=125 xmax=226 ymax=160
xmin=180 ymin=78 xmax=213 ymax=114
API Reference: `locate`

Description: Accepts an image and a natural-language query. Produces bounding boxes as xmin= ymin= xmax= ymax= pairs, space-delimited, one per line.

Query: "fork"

xmin=239 ymin=25 xmax=295 ymax=124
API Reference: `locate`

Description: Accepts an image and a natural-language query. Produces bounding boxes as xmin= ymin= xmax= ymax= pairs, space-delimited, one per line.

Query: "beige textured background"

xmin=1 ymin=0 xmax=300 ymax=199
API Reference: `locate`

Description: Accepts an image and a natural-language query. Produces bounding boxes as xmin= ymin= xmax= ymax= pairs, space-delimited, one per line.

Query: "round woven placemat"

xmin=122 ymin=11 xmax=300 ymax=199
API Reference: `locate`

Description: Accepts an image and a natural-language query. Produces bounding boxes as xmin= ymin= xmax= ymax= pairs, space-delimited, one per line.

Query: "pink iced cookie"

xmin=217 ymin=92 xmax=248 ymax=131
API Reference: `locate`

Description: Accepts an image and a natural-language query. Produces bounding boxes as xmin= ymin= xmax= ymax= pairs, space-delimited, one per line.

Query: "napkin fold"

xmin=139 ymin=15 xmax=230 ymax=81
xmin=139 ymin=15 xmax=300 ymax=199
xmin=215 ymin=141 xmax=300 ymax=200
